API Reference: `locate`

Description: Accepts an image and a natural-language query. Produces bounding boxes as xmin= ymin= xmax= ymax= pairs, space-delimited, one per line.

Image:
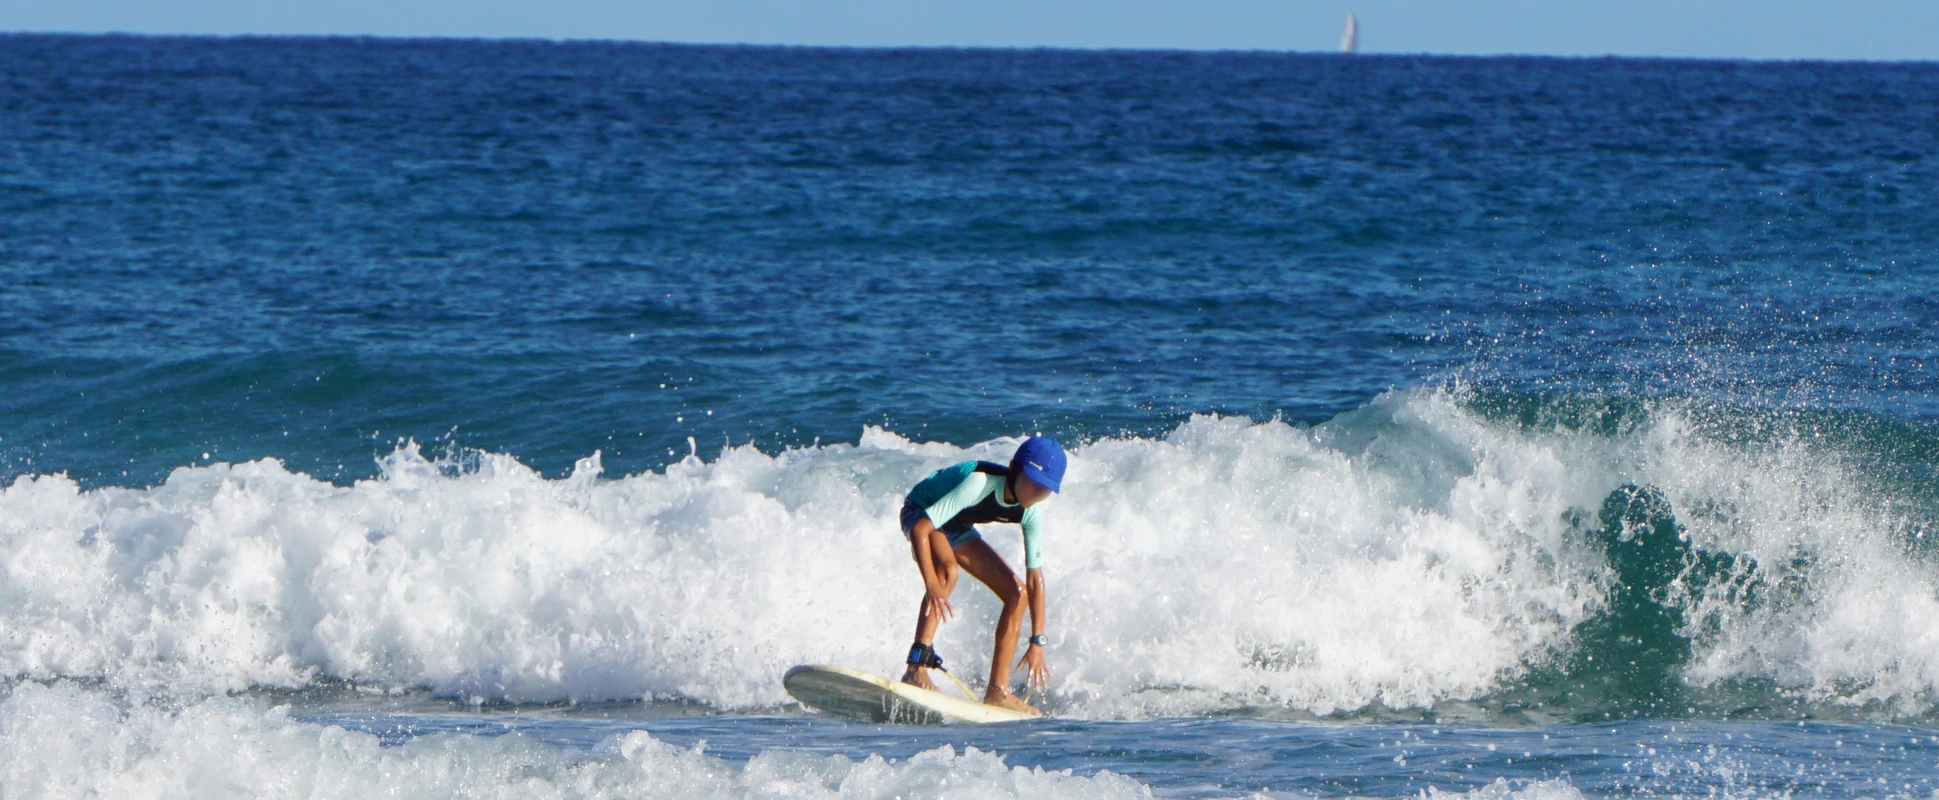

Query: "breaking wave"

xmin=2 ymin=388 xmax=1936 ymax=720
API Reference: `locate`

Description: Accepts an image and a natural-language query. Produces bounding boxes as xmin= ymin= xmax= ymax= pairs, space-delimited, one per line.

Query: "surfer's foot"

xmin=982 ymin=689 xmax=1042 ymax=717
xmin=900 ymin=666 xmax=937 ymax=691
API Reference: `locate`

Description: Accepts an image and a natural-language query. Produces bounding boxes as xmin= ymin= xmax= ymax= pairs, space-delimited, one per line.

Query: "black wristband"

xmin=1029 ymin=634 xmax=1048 ymax=647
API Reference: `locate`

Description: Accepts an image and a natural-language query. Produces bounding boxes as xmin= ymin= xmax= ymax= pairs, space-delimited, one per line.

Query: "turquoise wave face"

xmin=1 ymin=37 xmax=1936 ymax=488
xmin=1456 ymin=392 xmax=1939 ymax=721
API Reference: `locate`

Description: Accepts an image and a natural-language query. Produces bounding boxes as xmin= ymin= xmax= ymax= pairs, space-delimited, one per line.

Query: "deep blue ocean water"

xmin=4 ymin=34 xmax=1939 ymax=798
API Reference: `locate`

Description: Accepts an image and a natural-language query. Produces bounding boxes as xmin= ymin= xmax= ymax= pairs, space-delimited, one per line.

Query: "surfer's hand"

xmin=924 ymin=586 xmax=954 ymax=623
xmin=1018 ymin=643 xmax=1049 ymax=691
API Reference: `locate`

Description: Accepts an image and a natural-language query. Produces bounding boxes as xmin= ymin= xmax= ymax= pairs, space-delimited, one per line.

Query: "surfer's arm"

xmin=908 ymin=514 xmax=956 ymax=622
xmin=1019 ymin=566 xmax=1050 ymax=689
xmin=1025 ymin=567 xmax=1045 ymax=639
xmin=1018 ymin=507 xmax=1048 ymax=634
xmin=920 ymin=473 xmax=992 ymax=534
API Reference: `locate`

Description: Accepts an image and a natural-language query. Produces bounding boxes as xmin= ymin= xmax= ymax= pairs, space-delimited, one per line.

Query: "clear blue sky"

xmin=3 ymin=0 xmax=1935 ymax=60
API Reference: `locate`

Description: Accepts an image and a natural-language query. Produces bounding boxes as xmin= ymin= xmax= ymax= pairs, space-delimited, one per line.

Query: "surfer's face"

xmin=1013 ymin=475 xmax=1053 ymax=508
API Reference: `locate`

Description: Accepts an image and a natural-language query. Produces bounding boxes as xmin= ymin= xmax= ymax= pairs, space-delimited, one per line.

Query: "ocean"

xmin=3 ymin=33 xmax=1938 ymax=798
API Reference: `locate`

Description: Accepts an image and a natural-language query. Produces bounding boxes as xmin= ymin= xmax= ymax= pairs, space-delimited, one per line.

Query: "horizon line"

xmin=3 ymin=29 xmax=1935 ymax=65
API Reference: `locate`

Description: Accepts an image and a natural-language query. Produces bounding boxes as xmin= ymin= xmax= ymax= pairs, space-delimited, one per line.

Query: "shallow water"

xmin=300 ymin=699 xmax=1939 ymax=798
xmin=399 ymin=715 xmax=1939 ymax=798
xmin=11 ymin=684 xmax=1939 ymax=798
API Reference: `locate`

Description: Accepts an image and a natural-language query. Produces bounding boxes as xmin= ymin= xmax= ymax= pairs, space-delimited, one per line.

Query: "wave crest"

xmin=2 ymin=389 xmax=1936 ymax=719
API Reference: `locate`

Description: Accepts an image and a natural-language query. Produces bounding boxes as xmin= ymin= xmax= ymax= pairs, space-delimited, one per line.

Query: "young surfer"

xmin=898 ymin=436 xmax=1066 ymax=716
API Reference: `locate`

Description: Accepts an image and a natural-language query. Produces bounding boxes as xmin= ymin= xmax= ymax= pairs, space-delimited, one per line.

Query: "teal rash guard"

xmin=904 ymin=460 xmax=1048 ymax=569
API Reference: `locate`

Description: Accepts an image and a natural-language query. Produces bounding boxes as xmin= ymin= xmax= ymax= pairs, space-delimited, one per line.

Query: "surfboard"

xmin=782 ymin=665 xmax=1038 ymax=724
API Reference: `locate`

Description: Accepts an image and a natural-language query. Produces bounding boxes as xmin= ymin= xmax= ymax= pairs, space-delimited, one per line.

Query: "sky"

xmin=1 ymin=0 xmax=1936 ymax=60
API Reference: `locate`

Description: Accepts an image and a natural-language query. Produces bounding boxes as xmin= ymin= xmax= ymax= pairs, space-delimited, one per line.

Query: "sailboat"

xmin=1339 ymin=12 xmax=1359 ymax=54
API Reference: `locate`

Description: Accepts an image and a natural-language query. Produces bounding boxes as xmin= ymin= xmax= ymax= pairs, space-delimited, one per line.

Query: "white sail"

xmin=1339 ymin=12 xmax=1359 ymax=54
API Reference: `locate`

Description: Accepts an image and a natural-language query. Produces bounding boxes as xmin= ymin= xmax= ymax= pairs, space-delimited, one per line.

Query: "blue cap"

xmin=1013 ymin=436 xmax=1066 ymax=493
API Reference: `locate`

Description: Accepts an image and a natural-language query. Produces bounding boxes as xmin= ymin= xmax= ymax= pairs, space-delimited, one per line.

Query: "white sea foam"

xmin=0 ymin=388 xmax=1933 ymax=716
xmin=0 ymin=683 xmax=1149 ymax=800
xmin=1426 ymin=778 xmax=1588 ymax=800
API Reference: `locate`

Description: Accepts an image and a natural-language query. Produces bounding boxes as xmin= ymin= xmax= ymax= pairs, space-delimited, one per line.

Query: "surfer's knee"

xmin=996 ymin=577 xmax=1026 ymax=607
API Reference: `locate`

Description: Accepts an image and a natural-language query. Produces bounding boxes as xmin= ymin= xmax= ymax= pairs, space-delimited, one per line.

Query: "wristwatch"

xmin=1029 ymin=634 xmax=1048 ymax=647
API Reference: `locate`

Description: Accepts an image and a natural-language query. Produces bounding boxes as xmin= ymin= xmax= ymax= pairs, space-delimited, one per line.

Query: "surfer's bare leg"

xmin=902 ymin=525 xmax=957 ymax=690
xmin=953 ymin=538 xmax=1039 ymax=715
